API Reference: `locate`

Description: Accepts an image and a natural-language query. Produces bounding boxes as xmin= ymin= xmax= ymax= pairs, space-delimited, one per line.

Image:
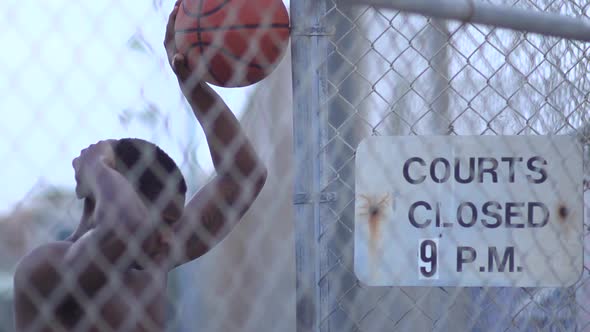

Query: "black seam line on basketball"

xmin=181 ymin=0 xmax=232 ymax=18
xmin=175 ymin=23 xmax=290 ymax=34
xmin=187 ymin=42 xmax=270 ymax=70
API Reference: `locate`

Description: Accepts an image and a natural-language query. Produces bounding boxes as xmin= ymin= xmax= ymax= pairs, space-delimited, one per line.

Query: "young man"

xmin=13 ymin=1 xmax=267 ymax=330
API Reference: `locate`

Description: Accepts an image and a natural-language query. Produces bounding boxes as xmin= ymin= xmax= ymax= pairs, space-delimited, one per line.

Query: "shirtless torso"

xmin=13 ymin=1 xmax=267 ymax=330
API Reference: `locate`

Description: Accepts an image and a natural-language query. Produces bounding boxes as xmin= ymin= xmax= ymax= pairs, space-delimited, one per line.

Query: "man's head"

xmin=71 ymin=138 xmax=187 ymax=246
xmin=112 ymin=138 xmax=187 ymax=223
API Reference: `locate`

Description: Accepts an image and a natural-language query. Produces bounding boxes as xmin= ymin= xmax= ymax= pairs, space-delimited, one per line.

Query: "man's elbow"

xmin=253 ymin=165 xmax=268 ymax=196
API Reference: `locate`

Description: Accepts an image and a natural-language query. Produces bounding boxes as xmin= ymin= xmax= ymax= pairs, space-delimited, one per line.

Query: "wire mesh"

xmin=2 ymin=0 xmax=590 ymax=330
xmin=1 ymin=0 xmax=292 ymax=331
xmin=292 ymin=0 xmax=590 ymax=331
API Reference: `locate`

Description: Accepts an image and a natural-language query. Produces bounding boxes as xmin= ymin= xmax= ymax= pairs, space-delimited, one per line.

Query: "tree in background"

xmin=0 ymin=185 xmax=81 ymax=331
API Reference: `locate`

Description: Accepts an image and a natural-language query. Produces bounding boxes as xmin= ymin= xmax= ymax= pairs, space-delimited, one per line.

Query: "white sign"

xmin=354 ymin=136 xmax=583 ymax=287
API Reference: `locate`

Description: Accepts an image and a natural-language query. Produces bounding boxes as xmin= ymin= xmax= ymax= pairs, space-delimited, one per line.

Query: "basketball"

xmin=174 ymin=0 xmax=290 ymax=87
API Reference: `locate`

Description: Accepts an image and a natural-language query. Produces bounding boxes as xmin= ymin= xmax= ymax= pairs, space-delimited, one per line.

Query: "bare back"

xmin=14 ymin=242 xmax=169 ymax=332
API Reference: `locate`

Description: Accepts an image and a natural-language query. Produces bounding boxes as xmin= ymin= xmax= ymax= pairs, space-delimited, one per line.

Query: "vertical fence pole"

xmin=291 ymin=1 xmax=329 ymax=331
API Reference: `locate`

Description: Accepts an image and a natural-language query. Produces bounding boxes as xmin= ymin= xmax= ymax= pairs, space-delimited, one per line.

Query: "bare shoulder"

xmin=14 ymin=241 xmax=72 ymax=293
xmin=16 ymin=242 xmax=72 ymax=274
xmin=14 ymin=242 xmax=76 ymax=330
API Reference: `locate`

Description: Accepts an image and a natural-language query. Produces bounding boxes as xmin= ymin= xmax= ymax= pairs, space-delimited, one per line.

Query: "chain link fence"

xmin=292 ymin=0 xmax=590 ymax=331
xmin=2 ymin=0 xmax=590 ymax=331
xmin=1 ymin=0 xmax=293 ymax=331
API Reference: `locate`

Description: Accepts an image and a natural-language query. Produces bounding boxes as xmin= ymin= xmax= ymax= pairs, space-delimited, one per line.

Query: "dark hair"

xmin=113 ymin=138 xmax=187 ymax=214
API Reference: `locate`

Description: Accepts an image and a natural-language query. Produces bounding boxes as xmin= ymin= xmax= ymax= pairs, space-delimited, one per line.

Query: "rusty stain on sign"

xmin=558 ymin=204 xmax=569 ymax=220
xmin=357 ymin=192 xmax=392 ymax=279
xmin=556 ymin=202 xmax=573 ymax=236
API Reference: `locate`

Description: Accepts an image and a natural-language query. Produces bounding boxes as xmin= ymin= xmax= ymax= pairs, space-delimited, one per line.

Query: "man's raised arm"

xmin=64 ymin=144 xmax=155 ymax=290
xmin=164 ymin=2 xmax=267 ymax=265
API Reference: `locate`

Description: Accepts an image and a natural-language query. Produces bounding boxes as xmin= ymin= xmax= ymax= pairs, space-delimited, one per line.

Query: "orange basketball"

xmin=174 ymin=0 xmax=290 ymax=87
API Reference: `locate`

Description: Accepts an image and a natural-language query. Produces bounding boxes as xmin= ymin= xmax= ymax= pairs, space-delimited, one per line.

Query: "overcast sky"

xmin=0 ymin=0 xmax=293 ymax=213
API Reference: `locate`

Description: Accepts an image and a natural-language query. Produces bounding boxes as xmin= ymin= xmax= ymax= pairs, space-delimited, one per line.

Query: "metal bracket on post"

xmin=294 ymin=192 xmax=338 ymax=205
xmin=292 ymin=26 xmax=335 ymax=37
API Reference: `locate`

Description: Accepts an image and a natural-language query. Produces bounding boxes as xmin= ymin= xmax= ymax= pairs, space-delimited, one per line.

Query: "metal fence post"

xmin=291 ymin=1 xmax=330 ymax=331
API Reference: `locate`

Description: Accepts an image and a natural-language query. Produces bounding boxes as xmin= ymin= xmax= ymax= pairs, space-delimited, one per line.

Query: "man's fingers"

xmin=166 ymin=1 xmax=191 ymax=80
xmin=167 ymin=2 xmax=179 ymax=29
xmin=104 ymin=139 xmax=118 ymax=146
xmin=172 ymin=54 xmax=186 ymax=71
xmin=172 ymin=53 xmax=185 ymax=64
xmin=165 ymin=4 xmax=179 ymax=38
xmin=172 ymin=54 xmax=190 ymax=79
xmin=164 ymin=3 xmax=180 ymax=54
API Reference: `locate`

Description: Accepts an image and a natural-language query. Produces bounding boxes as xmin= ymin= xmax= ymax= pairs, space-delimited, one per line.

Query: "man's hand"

xmin=161 ymin=0 xmax=267 ymax=267
xmin=72 ymin=140 xmax=116 ymax=199
xmin=164 ymin=0 xmax=193 ymax=82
